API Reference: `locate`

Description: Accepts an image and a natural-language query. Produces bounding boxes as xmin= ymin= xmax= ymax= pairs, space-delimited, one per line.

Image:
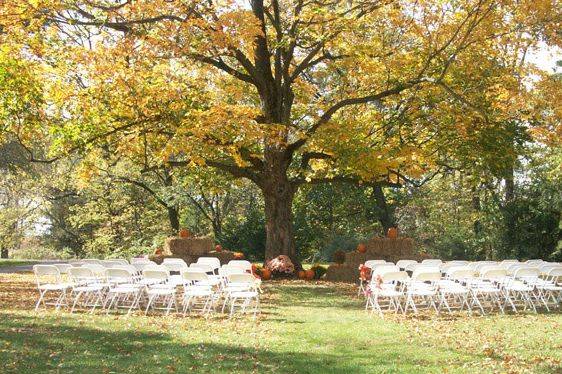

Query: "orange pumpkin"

xmin=357 ymin=243 xmax=366 ymax=253
xmin=215 ymin=244 xmax=222 ymax=252
xmin=387 ymin=227 xmax=398 ymax=239
xmin=179 ymin=228 xmax=191 ymax=238
xmin=261 ymin=268 xmax=272 ymax=280
xmin=153 ymin=248 xmax=163 ymax=256
xmin=297 ymin=270 xmax=306 ymax=279
xmin=305 ymin=269 xmax=315 ymax=280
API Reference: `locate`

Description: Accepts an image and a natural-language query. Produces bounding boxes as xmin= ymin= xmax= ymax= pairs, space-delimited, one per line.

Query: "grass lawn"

xmin=0 ymin=273 xmax=560 ymax=373
xmin=0 ymin=259 xmax=37 ymax=267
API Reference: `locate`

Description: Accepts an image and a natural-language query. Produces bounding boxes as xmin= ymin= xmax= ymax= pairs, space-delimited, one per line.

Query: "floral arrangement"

xmin=233 ymin=252 xmax=245 ymax=260
xmin=266 ymin=255 xmax=295 ymax=276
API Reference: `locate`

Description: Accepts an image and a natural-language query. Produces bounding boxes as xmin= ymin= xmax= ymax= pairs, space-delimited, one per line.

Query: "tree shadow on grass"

xmin=0 ymin=311 xmax=494 ymax=374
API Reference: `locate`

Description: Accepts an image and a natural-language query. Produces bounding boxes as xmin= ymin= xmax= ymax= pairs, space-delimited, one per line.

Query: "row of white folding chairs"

xmin=33 ymin=265 xmax=260 ymax=317
xmin=364 ymin=265 xmax=562 ymax=317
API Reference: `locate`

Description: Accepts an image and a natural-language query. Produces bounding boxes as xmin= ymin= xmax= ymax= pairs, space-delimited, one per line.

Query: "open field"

xmin=0 ymin=273 xmax=560 ymax=373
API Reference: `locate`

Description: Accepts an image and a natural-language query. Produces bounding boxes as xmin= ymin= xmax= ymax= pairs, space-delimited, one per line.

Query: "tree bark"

xmin=372 ymin=185 xmax=396 ymax=235
xmin=167 ymin=206 xmax=180 ymax=235
xmin=0 ymin=246 xmax=7 ymax=259
xmin=262 ymin=172 xmax=297 ymax=263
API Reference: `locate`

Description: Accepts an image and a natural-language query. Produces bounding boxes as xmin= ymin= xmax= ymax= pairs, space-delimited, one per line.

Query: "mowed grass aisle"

xmin=0 ymin=274 xmax=560 ymax=373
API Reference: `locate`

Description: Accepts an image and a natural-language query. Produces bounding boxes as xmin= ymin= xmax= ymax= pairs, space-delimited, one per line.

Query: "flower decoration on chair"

xmin=358 ymin=264 xmax=371 ymax=281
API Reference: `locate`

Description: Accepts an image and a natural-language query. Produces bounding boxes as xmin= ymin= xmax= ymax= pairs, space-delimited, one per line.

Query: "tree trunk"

xmin=167 ymin=206 xmax=180 ymax=235
xmin=0 ymin=246 xmax=7 ymax=259
xmin=262 ymin=175 xmax=297 ymax=264
xmin=372 ymin=185 xmax=396 ymax=235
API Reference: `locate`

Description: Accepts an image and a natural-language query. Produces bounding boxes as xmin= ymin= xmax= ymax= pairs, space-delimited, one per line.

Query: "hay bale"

xmin=196 ymin=251 xmax=235 ymax=265
xmin=325 ymin=264 xmax=358 ymax=283
xmin=149 ymin=254 xmax=196 ymax=265
xmin=345 ymin=251 xmax=367 ymax=267
xmin=163 ymin=236 xmax=213 ymax=257
xmin=365 ymin=237 xmax=383 ymax=255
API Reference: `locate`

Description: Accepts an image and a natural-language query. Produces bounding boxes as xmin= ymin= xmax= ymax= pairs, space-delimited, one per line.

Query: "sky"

xmin=528 ymin=44 xmax=562 ymax=73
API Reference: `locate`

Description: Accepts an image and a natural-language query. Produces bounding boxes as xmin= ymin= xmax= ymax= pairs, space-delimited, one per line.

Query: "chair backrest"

xmin=525 ymin=259 xmax=544 ymax=265
xmin=162 ymin=257 xmax=188 ymax=265
xmin=182 ymin=269 xmax=209 ymax=284
xmin=226 ymin=273 xmax=256 ymax=285
xmin=68 ymin=267 xmax=95 ymax=283
xmin=421 ymin=259 xmax=442 ymax=266
xmin=53 ymin=264 xmax=73 ymax=274
xmin=481 ymin=267 xmax=507 ymax=279
xmin=163 ymin=261 xmax=188 ymax=272
xmin=101 ymin=260 xmax=123 ymax=268
xmin=513 ymin=267 xmax=540 ymax=278
xmin=189 ymin=263 xmax=214 ymax=273
xmin=412 ymin=270 xmax=441 ymax=282
xmin=33 ymin=264 xmax=60 ymax=276
xmin=372 ymin=265 xmax=399 ymax=276
xmin=132 ymin=261 xmax=156 ymax=271
xmin=111 ymin=265 xmax=139 ymax=275
xmin=449 ymin=260 xmax=469 ymax=265
xmin=381 ymin=271 xmax=409 ymax=283
xmin=81 ymin=263 xmax=107 ymax=276
xmin=196 ymin=257 xmax=221 ymax=270
xmin=396 ymin=260 xmax=417 ymax=269
xmin=110 ymin=259 xmax=129 ymax=265
xmin=546 ymin=267 xmax=562 ymax=278
xmin=130 ymin=257 xmax=151 ymax=264
xmin=364 ymin=260 xmax=386 ymax=268
xmin=82 ymin=259 xmax=103 ymax=265
xmin=228 ymin=260 xmax=252 ymax=271
xmin=142 ymin=269 xmax=169 ymax=282
xmin=219 ymin=265 xmax=245 ymax=276
xmin=106 ymin=268 xmax=134 ymax=283
xmin=143 ymin=264 xmax=167 ymax=272
xmin=449 ymin=268 xmax=476 ymax=280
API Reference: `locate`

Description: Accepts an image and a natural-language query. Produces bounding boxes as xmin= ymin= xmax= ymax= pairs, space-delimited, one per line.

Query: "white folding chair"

xmin=473 ymin=268 xmax=507 ymax=314
xmin=197 ymin=257 xmax=221 ymax=274
xmin=143 ymin=269 xmax=176 ymax=315
xmin=53 ymin=263 xmax=73 ymax=275
xmin=224 ymin=273 xmax=260 ymax=318
xmin=396 ymin=260 xmax=417 ymax=270
xmin=81 ymin=263 xmax=107 ymax=277
xmin=537 ymin=267 xmax=562 ymax=307
xmin=439 ymin=269 xmax=473 ymax=313
xmin=104 ymin=268 xmax=143 ymax=315
xmin=421 ymin=259 xmax=442 ymax=266
xmin=404 ymin=269 xmax=440 ymax=314
xmin=82 ymin=259 xmax=103 ymax=265
xmin=503 ymin=267 xmax=538 ymax=313
xmin=366 ymin=271 xmax=408 ymax=317
xmin=33 ymin=265 xmax=70 ymax=311
xmin=182 ymin=270 xmax=216 ymax=316
xmin=364 ymin=260 xmax=386 ymax=268
xmin=358 ymin=262 xmax=393 ymax=296
xmin=68 ymin=267 xmax=105 ymax=313
xmin=228 ymin=260 xmax=252 ymax=272
xmin=101 ymin=260 xmax=123 ymax=268
xmin=131 ymin=257 xmax=151 ymax=264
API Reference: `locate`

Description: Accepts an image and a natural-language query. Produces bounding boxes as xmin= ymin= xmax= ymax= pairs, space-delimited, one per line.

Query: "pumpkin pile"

xmin=298 ymin=265 xmax=327 ymax=280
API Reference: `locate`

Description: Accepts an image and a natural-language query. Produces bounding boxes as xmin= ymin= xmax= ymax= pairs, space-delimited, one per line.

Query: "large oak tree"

xmin=1 ymin=0 xmax=560 ymax=261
